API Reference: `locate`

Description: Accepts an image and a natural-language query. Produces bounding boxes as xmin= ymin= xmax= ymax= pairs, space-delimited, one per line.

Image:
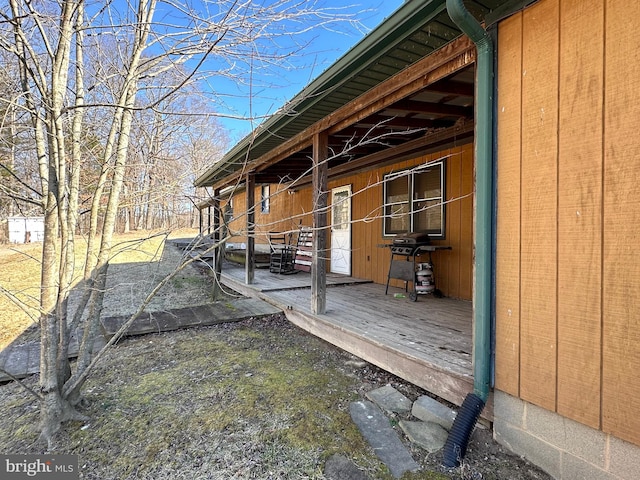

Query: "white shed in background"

xmin=8 ymin=216 xmax=45 ymax=243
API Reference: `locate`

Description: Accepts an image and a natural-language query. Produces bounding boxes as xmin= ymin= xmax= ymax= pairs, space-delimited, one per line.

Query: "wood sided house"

xmin=195 ymin=1 xmax=640 ymax=478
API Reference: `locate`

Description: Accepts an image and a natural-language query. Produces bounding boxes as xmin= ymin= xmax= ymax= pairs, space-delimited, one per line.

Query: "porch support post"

xmin=311 ymin=131 xmax=328 ymax=314
xmin=245 ymin=172 xmax=256 ymax=284
xmin=212 ymin=196 xmax=220 ymax=243
xmin=212 ymin=190 xmax=223 ymax=299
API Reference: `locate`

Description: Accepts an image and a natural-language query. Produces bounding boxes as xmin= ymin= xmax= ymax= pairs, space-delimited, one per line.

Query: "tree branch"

xmin=0 ymin=369 xmax=44 ymax=401
xmin=61 ymin=234 xmax=230 ymax=398
xmin=0 ymin=162 xmax=43 ymax=199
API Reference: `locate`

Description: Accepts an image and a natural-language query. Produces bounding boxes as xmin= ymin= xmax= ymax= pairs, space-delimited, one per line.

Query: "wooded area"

xmin=0 ymin=51 xmax=227 ymax=239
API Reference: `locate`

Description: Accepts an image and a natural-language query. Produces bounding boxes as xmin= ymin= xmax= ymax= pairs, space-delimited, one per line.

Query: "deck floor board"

xmin=220 ymin=261 xmax=477 ymax=410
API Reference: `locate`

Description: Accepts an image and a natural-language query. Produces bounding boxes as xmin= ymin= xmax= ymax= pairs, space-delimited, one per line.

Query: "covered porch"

xmin=217 ymin=260 xmax=485 ymax=415
xmin=193 ymin=1 xmax=507 ymax=425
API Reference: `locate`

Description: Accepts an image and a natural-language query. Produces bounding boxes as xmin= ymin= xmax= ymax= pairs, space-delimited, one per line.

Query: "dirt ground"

xmin=0 ymin=236 xmax=553 ymax=479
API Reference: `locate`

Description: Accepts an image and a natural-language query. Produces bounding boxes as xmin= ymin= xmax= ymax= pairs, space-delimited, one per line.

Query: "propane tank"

xmin=415 ymin=263 xmax=435 ymax=293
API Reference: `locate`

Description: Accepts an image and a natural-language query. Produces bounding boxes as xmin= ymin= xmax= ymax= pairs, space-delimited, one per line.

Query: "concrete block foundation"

xmin=493 ymin=391 xmax=640 ymax=480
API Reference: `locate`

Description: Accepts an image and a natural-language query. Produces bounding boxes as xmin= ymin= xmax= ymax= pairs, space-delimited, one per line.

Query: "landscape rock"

xmin=324 ymin=453 xmax=369 ymax=480
xmin=365 ymin=384 xmax=412 ymax=414
xmin=399 ymin=420 xmax=449 ymax=453
xmin=412 ymin=395 xmax=457 ymax=430
xmin=349 ymin=400 xmax=420 ymax=478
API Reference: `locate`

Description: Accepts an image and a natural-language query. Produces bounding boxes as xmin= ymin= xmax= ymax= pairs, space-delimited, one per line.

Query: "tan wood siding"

xmin=557 ymin=0 xmax=603 ymax=430
xmin=602 ymin=0 xmax=640 ymax=446
xmin=519 ymin=0 xmax=559 ymax=411
xmin=225 ymin=183 xmax=313 ymax=246
xmin=496 ymin=0 xmax=640 ymax=447
xmin=495 ymin=11 xmax=523 ymax=398
xmin=225 ymin=194 xmax=246 ymax=242
xmin=258 ymin=184 xmax=301 ymax=236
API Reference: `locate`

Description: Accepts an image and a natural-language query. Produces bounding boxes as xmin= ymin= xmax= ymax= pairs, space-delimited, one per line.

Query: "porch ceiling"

xmin=253 ymin=66 xmax=476 ymax=185
xmin=195 ymin=0 xmax=511 ymax=190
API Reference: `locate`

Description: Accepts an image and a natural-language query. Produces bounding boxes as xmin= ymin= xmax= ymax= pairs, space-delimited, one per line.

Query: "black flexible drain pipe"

xmin=442 ymin=394 xmax=485 ymax=467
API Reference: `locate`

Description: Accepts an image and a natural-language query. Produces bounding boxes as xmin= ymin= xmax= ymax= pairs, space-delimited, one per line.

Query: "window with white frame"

xmin=383 ymin=161 xmax=445 ymax=237
xmin=261 ymin=185 xmax=270 ymax=213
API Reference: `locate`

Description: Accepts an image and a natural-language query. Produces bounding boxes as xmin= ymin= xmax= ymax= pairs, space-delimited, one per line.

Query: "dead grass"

xmin=0 ymin=242 xmax=45 ymax=348
xmin=0 ymin=229 xmax=200 ymax=349
xmin=0 ymin=317 xmax=397 ymax=479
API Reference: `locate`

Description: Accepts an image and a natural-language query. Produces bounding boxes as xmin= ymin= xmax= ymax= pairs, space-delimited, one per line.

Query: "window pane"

xmin=414 ymin=164 xmax=442 ymax=200
xmin=384 ymin=202 xmax=409 ymax=234
xmin=383 ymin=163 xmax=444 ymax=236
xmin=387 ymin=175 xmax=409 ymax=200
xmin=413 ymin=199 xmax=442 ymax=234
xmin=261 ymin=185 xmax=270 ymax=213
xmin=332 ymin=190 xmax=349 ymax=230
xmin=412 ymin=162 xmax=444 ymax=236
xmin=383 ymin=173 xmax=410 ymax=235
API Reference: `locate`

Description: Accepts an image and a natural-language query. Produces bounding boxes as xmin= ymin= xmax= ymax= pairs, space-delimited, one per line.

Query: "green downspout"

xmin=442 ymin=0 xmax=494 ymax=467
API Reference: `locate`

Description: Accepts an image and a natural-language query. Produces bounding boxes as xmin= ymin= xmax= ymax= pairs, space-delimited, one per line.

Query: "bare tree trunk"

xmin=61 ymin=0 xmax=87 ymax=393
xmin=63 ymin=2 xmax=156 ymax=404
xmin=6 ymin=107 xmax=17 ymax=217
xmin=37 ymin=0 xmax=88 ymax=442
xmin=8 ymin=0 xmax=68 ymax=435
xmin=122 ymin=183 xmax=131 ymax=233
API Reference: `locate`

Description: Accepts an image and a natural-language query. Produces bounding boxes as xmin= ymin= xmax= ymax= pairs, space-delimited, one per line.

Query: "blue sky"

xmin=216 ymin=1 xmax=406 ymax=141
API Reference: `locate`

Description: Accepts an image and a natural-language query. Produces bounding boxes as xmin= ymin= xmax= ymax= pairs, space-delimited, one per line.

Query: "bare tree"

xmin=0 ymin=0 xmax=359 ymax=444
xmin=117 ymin=84 xmax=228 ymax=232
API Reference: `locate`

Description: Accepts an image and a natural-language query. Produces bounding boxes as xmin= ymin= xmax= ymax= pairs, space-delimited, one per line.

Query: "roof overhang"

xmin=195 ymin=0 xmax=510 ymax=190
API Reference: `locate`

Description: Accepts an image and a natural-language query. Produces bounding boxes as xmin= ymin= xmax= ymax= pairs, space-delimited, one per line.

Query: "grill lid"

xmin=392 ymin=232 xmax=431 ymax=246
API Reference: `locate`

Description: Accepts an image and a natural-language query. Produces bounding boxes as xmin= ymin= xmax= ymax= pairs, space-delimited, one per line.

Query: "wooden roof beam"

xmin=388 ymin=99 xmax=472 ymax=117
xmin=356 ymin=114 xmax=444 ymax=129
xmin=426 ymin=79 xmax=474 ymax=97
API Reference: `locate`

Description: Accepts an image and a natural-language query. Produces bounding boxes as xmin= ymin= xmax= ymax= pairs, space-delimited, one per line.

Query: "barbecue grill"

xmin=385 ymin=233 xmax=448 ymax=301
xmin=389 ymin=232 xmax=432 ymax=255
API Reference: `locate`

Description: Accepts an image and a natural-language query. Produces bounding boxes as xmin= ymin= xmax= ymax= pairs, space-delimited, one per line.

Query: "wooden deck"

xmin=219 ymin=261 xmax=480 ymax=412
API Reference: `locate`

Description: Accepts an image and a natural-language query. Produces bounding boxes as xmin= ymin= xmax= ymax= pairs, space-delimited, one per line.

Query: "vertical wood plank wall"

xmin=495 ymin=0 xmax=640 ymax=446
xmin=225 ymin=142 xmax=474 ymax=301
xmin=495 ymin=12 xmax=522 ymax=398
xmin=557 ymin=0 xmax=603 ymax=430
xmin=519 ymin=0 xmax=559 ymax=414
xmin=225 ymin=185 xmax=313 ymax=243
xmin=602 ymin=0 xmax=640 ymax=445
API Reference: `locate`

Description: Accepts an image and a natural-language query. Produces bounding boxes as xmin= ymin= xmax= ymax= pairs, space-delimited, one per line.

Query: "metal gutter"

xmin=442 ymin=0 xmax=495 ymax=468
